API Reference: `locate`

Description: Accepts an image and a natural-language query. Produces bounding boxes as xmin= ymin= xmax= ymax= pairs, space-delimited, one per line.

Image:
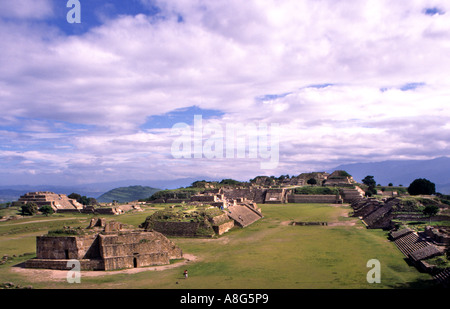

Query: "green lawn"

xmin=0 ymin=203 xmax=435 ymax=289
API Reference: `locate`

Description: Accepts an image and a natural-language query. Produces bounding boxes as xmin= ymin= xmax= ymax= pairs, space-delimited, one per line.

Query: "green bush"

xmin=47 ymin=228 xmax=82 ymax=236
xmin=39 ymin=205 xmax=54 ymax=216
xmin=408 ymin=178 xmax=436 ymax=195
xmin=20 ymin=202 xmax=38 ymax=216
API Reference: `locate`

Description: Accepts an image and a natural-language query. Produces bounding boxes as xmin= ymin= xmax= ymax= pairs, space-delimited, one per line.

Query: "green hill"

xmin=97 ymin=186 xmax=160 ymax=203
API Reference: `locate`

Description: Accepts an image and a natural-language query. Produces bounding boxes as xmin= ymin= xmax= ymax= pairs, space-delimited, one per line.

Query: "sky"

xmin=1 ymin=0 xmax=450 ymax=186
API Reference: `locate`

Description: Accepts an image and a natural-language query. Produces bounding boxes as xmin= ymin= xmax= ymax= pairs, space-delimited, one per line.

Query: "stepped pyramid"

xmin=18 ymin=191 xmax=83 ymax=212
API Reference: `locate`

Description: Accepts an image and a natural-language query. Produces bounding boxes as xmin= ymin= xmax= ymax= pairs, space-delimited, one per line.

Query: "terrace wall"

xmin=287 ymin=194 xmax=338 ymax=204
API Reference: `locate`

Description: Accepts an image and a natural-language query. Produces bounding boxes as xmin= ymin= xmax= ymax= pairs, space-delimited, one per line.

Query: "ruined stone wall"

xmin=99 ymin=231 xmax=182 ymax=270
xmin=36 ymin=236 xmax=78 ymax=259
xmin=77 ymin=235 xmax=101 ymax=259
xmin=209 ymin=213 xmax=230 ymax=225
xmin=287 ymin=194 xmax=338 ymax=204
xmin=36 ymin=235 xmax=98 ymax=260
xmin=425 ymin=227 xmax=450 ymax=245
xmin=222 ymin=188 xmax=266 ymax=203
xmin=102 ymin=253 xmax=169 ymax=271
xmin=149 ymin=221 xmax=203 ymax=237
xmin=209 ymin=213 xmax=235 ymax=235
xmin=93 ymin=208 xmax=117 ymax=215
xmin=166 ymin=198 xmax=189 ymax=203
xmin=191 ymin=195 xmax=217 ymax=202
xmin=264 ymin=189 xmax=286 ymax=203
xmin=213 ymin=221 xmax=235 ymax=235
xmin=24 ymin=258 xmax=104 ymax=271
xmin=99 ymin=232 xmax=182 ymax=258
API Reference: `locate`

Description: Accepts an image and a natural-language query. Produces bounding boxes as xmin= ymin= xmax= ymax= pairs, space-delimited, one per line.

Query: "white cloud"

xmin=0 ymin=0 xmax=54 ymax=20
xmin=2 ymin=0 xmax=450 ymax=183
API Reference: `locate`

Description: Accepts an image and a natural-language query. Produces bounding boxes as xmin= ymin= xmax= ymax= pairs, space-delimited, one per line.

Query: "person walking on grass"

xmin=184 ymin=269 xmax=188 ymax=279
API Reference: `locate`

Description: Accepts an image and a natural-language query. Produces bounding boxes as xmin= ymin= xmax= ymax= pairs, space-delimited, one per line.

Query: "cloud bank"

xmin=1 ymin=0 xmax=450 ymax=185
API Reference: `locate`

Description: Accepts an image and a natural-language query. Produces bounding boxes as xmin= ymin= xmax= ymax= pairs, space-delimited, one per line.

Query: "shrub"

xmin=20 ymin=202 xmax=38 ymax=216
xmin=47 ymin=228 xmax=82 ymax=236
xmin=39 ymin=205 xmax=54 ymax=216
xmin=307 ymin=178 xmax=317 ymax=185
xmin=407 ymin=178 xmax=436 ymax=195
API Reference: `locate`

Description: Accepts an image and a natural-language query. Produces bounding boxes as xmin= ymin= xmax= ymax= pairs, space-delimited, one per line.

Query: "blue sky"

xmin=1 ymin=0 xmax=450 ymax=186
xmin=52 ymin=0 xmax=162 ymax=35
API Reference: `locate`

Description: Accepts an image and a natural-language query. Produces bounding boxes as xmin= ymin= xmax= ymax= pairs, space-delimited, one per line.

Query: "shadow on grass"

xmin=390 ymin=277 xmax=440 ymax=289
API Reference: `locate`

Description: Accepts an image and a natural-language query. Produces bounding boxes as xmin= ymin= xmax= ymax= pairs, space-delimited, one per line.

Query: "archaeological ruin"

xmin=15 ymin=191 xmax=142 ymax=215
xmin=17 ymin=192 xmax=84 ymax=212
xmin=139 ymin=202 xmax=263 ymax=237
xmin=352 ymin=196 xmax=450 ymax=287
xmin=148 ymin=170 xmax=365 ymax=207
xmin=24 ymin=218 xmax=183 ymax=271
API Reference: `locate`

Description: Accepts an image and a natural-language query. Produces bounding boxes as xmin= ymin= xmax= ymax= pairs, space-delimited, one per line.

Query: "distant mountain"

xmin=0 ymin=185 xmax=106 ymax=203
xmin=332 ymin=156 xmax=450 ymax=194
xmin=0 ymin=177 xmax=210 ymax=203
xmin=96 ymin=186 xmax=161 ymax=203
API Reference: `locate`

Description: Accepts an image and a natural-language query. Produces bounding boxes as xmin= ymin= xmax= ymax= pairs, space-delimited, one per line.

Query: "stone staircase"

xmin=393 ymin=232 xmax=433 ymax=257
xmin=339 ymin=187 xmax=364 ymax=203
xmin=227 ymin=204 xmax=263 ymax=228
xmin=433 ymin=268 xmax=450 ymax=287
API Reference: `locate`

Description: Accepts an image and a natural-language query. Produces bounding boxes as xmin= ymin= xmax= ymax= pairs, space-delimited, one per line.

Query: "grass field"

xmin=0 ymin=203 xmax=436 ymax=289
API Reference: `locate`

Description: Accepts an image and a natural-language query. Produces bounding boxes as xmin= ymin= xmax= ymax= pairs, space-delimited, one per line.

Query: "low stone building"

xmin=24 ymin=219 xmax=183 ymax=271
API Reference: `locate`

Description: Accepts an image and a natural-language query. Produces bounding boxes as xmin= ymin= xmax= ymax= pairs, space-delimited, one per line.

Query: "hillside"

xmin=96 ymin=186 xmax=161 ymax=203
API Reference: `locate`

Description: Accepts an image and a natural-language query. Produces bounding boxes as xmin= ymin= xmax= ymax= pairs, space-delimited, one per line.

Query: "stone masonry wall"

xmin=213 ymin=220 xmax=235 ymax=235
xmin=24 ymin=258 xmax=104 ymax=271
xmin=36 ymin=235 xmax=99 ymax=260
xmin=149 ymin=221 xmax=202 ymax=237
xmin=287 ymin=194 xmax=338 ymax=203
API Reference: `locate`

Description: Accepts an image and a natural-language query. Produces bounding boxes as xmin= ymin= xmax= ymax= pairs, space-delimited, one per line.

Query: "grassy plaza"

xmin=0 ymin=203 xmax=435 ymax=289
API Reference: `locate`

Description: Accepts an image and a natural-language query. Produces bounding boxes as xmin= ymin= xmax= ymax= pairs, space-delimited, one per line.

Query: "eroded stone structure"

xmin=25 ymin=219 xmax=183 ymax=271
xmin=17 ymin=191 xmax=83 ymax=212
xmin=322 ymin=170 xmax=356 ymax=187
xmin=227 ymin=203 xmax=264 ymax=228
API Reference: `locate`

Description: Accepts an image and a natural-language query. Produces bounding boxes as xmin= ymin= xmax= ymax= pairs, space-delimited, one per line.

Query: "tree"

xmin=21 ymin=202 xmax=38 ymax=216
xmin=362 ymin=175 xmax=377 ymax=197
xmin=423 ymin=204 xmax=439 ymax=224
xmin=307 ymin=178 xmax=317 ymax=185
xmin=362 ymin=175 xmax=376 ymax=187
xmin=388 ymin=183 xmax=393 ymax=187
xmin=39 ymin=205 xmax=54 ymax=216
xmin=407 ymin=178 xmax=436 ymax=195
xmin=68 ymin=192 xmax=96 ymax=205
xmin=68 ymin=192 xmax=82 ymax=201
xmin=220 ymin=179 xmax=242 ymax=186
xmin=364 ymin=186 xmax=377 ymax=197
xmin=87 ymin=197 xmax=98 ymax=206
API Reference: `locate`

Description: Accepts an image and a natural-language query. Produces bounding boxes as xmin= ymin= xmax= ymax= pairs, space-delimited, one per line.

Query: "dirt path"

xmin=11 ymin=254 xmax=198 ymax=282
